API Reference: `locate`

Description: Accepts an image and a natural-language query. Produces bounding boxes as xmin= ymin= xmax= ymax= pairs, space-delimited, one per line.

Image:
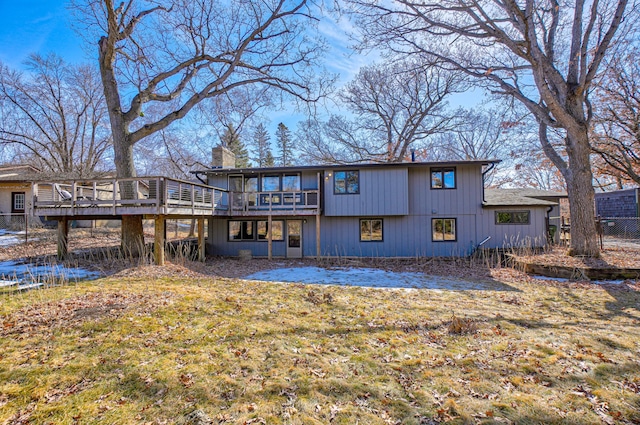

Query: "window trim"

xmin=261 ymin=174 xmax=281 ymax=192
xmin=359 ymin=218 xmax=383 ymax=242
xmin=431 ymin=218 xmax=457 ymax=242
xmin=228 ymin=220 xmax=255 ymax=241
xmin=430 ymin=167 xmax=456 ymax=190
xmin=257 ymin=220 xmax=285 ymax=241
xmin=11 ymin=192 xmax=25 ymax=213
xmin=495 ymin=211 xmax=531 ymax=225
xmin=334 ymin=170 xmax=360 ymax=195
xmin=282 ymin=173 xmax=301 ymax=192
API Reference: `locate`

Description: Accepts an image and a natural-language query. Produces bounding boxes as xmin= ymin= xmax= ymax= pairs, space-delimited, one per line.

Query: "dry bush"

xmin=447 ymin=314 xmax=478 ymax=335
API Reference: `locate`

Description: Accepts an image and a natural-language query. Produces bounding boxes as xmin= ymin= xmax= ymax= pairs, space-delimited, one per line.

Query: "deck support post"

xmin=154 ymin=215 xmax=166 ymax=266
xmin=268 ymin=214 xmax=273 ymax=260
xmin=197 ymin=217 xmax=205 ymax=262
xmin=316 ymin=172 xmax=321 ymax=260
xmin=57 ymin=218 xmax=69 ymax=261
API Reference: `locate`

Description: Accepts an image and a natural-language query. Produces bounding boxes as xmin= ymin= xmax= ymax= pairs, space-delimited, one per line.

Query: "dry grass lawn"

xmin=1 ymin=262 xmax=639 ymax=424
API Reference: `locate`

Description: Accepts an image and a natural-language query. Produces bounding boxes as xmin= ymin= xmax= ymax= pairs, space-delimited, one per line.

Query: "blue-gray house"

xmin=194 ymin=147 xmax=562 ymax=258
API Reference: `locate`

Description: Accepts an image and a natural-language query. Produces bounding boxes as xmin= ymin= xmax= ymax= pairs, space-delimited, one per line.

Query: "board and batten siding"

xmin=323 ymin=167 xmax=409 ymax=216
xmin=478 ymin=207 xmax=549 ymax=249
xmin=408 ymin=164 xmax=484 ymax=216
xmin=319 ymin=215 xmax=478 ymax=257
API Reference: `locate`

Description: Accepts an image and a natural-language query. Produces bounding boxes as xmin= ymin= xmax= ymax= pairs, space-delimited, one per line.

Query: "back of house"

xmin=196 ymin=150 xmax=562 ymax=258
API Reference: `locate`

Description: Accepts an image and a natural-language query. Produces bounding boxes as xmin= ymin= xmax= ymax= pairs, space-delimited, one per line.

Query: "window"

xmin=262 ymin=175 xmax=280 ymax=192
xmin=431 ymin=168 xmax=456 ymax=189
xmin=228 ymin=221 xmax=254 ymax=241
xmin=334 ymin=170 xmax=359 ymax=194
xmin=496 ymin=211 xmax=530 ymax=224
xmin=282 ymin=174 xmax=301 ymax=192
xmin=360 ymin=219 xmax=383 ymax=241
xmin=432 ymin=218 xmax=456 ymax=241
xmin=257 ymin=220 xmax=284 ymax=241
xmin=12 ymin=192 xmax=25 ymax=213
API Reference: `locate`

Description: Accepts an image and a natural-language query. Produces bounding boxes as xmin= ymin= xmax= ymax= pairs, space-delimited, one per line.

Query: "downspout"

xmin=546 ymin=205 xmax=553 ymax=244
xmin=192 ymin=171 xmax=208 ymax=185
xmin=481 ymin=163 xmax=496 ymax=203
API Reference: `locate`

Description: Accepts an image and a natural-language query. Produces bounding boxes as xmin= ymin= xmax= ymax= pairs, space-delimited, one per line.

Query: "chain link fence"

xmin=598 ymin=217 xmax=640 ymax=248
xmin=0 ymin=214 xmax=28 ymax=232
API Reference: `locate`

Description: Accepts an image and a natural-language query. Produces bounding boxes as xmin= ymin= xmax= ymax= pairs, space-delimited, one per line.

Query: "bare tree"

xmin=591 ymin=45 xmax=640 ymax=186
xmin=71 ymin=0 xmax=332 ymax=253
xmin=432 ymin=107 xmax=511 ymax=161
xmin=0 ymin=54 xmax=110 ymax=177
xmin=342 ymin=59 xmax=462 ymax=162
xmin=297 ymin=59 xmax=463 ymax=164
xmin=347 ymin=0 xmax=635 ymax=256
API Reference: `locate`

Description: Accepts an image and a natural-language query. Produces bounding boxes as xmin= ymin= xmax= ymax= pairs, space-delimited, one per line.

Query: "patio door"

xmin=286 ymin=220 xmax=302 ymax=258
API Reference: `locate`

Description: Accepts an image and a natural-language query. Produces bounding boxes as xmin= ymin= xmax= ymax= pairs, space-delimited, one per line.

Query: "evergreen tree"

xmin=275 ymin=122 xmax=294 ymax=166
xmin=251 ymin=123 xmax=273 ymax=167
xmin=264 ymin=150 xmax=276 ymax=167
xmin=221 ymin=123 xmax=250 ymax=168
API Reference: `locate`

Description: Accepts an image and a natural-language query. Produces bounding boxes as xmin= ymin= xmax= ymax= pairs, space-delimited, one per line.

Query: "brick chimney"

xmin=212 ymin=145 xmax=236 ymax=168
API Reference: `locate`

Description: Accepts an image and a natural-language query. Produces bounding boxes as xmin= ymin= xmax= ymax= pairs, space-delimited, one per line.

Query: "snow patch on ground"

xmin=0 ymin=229 xmax=27 ymax=247
xmin=0 ymin=260 xmax=100 ymax=290
xmin=532 ymin=275 xmax=629 ymax=285
xmin=245 ymin=266 xmax=505 ymax=290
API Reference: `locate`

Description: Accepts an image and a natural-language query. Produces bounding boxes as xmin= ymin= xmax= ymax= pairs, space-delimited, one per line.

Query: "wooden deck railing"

xmin=32 ymin=177 xmax=225 ymax=217
xmin=32 ymin=177 xmax=320 ymax=217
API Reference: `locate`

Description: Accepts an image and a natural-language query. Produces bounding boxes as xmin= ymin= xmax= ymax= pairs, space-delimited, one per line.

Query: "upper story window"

xmin=262 ymin=175 xmax=280 ymax=191
xmin=282 ymin=174 xmax=301 ymax=191
xmin=496 ymin=211 xmax=530 ymax=224
xmin=431 ymin=168 xmax=456 ymax=189
xmin=334 ymin=170 xmax=359 ymax=194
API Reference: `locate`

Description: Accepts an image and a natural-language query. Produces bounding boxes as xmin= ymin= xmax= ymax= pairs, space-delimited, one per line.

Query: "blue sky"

xmin=0 ymin=1 xmax=89 ymax=68
xmin=0 ymin=1 xmax=483 ymax=145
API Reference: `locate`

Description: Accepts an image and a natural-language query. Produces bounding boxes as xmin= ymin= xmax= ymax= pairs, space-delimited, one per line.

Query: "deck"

xmin=32 ymin=177 xmax=320 ymax=219
xmin=31 ymin=176 xmax=321 ymax=264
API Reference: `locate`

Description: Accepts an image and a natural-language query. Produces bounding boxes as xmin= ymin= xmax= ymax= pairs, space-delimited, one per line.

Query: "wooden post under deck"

xmin=316 ymin=171 xmax=321 ymax=260
xmin=197 ymin=217 xmax=205 ymax=262
xmin=154 ymin=215 xmax=166 ymax=266
xmin=57 ymin=218 xmax=69 ymax=261
xmin=267 ymin=214 xmax=273 ymax=260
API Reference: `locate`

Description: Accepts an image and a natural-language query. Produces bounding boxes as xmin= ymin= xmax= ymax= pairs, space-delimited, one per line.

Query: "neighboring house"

xmin=194 ymin=148 xmax=563 ymax=258
xmin=594 ymin=187 xmax=640 ymax=238
xmin=595 ymin=188 xmax=639 ymax=218
xmin=0 ymin=164 xmax=41 ymax=228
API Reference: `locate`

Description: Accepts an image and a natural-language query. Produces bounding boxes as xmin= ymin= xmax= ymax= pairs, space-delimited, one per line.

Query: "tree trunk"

xmin=113 ymin=133 xmax=145 ymax=256
xmin=564 ymin=129 xmax=600 ymax=257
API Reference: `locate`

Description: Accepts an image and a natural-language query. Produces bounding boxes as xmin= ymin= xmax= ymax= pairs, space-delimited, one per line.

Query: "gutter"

xmin=481 ymin=163 xmax=496 ymax=203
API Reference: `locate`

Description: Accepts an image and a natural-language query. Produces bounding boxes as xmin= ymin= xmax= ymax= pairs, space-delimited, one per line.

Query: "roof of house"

xmin=484 ymin=188 xmax=566 ymax=207
xmin=0 ymin=165 xmax=41 ymax=182
xmin=194 ymin=159 xmax=501 ymax=176
xmin=595 ymin=187 xmax=639 ymax=198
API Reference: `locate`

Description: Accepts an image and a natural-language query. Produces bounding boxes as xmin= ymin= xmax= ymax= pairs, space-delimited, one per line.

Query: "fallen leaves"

xmin=0 ymin=291 xmax=175 ymax=337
